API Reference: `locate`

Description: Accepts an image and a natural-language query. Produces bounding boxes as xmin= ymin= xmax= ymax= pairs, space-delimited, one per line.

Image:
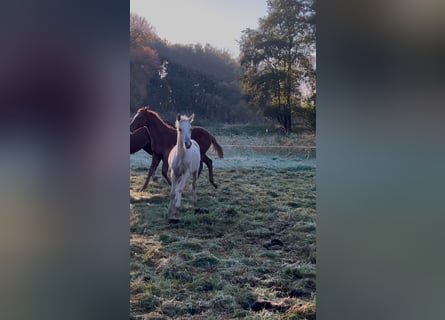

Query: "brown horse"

xmin=130 ymin=107 xmax=224 ymax=191
xmin=130 ymin=126 xmax=152 ymax=154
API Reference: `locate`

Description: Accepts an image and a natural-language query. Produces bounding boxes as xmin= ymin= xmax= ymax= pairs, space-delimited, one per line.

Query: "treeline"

xmin=130 ymin=15 xmax=253 ymax=123
xmin=130 ymin=0 xmax=316 ymax=132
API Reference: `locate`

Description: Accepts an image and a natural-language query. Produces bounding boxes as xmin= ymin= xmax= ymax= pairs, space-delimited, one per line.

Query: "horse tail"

xmin=211 ymin=135 xmax=224 ymax=159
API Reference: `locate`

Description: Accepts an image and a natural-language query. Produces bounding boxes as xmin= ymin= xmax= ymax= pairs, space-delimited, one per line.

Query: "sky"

xmin=130 ymin=0 xmax=269 ymax=58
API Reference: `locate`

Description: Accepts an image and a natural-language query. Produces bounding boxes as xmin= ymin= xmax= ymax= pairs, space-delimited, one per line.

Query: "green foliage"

xmin=295 ymin=100 xmax=316 ymax=131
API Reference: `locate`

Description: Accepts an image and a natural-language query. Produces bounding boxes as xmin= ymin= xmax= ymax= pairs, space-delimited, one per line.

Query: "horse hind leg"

xmin=161 ymin=159 xmax=172 ymax=185
xmin=202 ymin=154 xmax=217 ymax=188
xmin=198 ymin=158 xmax=204 ymax=177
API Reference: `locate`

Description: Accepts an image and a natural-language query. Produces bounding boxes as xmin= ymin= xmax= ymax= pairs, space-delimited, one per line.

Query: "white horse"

xmin=168 ymin=114 xmax=201 ymax=221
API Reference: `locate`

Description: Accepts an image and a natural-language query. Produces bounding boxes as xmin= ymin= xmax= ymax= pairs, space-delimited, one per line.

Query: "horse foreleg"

xmin=174 ymin=171 xmax=190 ymax=209
xmin=141 ymin=154 xmax=161 ymax=191
xmin=168 ymin=174 xmax=179 ymax=219
xmin=202 ymin=154 xmax=217 ymax=189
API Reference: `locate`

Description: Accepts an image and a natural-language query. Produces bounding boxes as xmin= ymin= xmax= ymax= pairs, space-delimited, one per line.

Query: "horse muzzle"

xmin=185 ymin=141 xmax=192 ymax=149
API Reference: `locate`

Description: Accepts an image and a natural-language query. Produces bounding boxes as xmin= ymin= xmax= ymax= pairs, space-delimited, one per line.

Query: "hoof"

xmin=168 ymin=217 xmax=180 ymax=224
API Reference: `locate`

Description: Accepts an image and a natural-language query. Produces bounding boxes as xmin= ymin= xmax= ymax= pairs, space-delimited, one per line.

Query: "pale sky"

xmin=130 ymin=0 xmax=268 ymax=58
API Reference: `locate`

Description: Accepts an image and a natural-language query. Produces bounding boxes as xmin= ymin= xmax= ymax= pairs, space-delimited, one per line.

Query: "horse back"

xmin=192 ymin=126 xmax=223 ymax=158
xmin=191 ymin=126 xmax=212 ymax=152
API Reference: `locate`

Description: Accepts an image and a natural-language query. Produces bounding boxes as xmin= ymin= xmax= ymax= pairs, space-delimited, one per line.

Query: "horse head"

xmin=176 ymin=113 xmax=194 ymax=149
xmin=130 ymin=106 xmax=151 ymax=131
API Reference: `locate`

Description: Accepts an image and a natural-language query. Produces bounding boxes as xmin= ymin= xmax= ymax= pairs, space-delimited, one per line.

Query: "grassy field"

xmin=130 ymin=127 xmax=316 ymax=319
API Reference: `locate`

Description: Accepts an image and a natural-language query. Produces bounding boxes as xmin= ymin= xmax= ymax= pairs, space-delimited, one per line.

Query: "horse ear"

xmin=189 ymin=113 xmax=195 ymax=123
xmin=177 ymin=114 xmax=181 ymax=121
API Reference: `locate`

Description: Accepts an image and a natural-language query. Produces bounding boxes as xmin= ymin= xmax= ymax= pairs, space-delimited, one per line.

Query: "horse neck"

xmin=146 ymin=113 xmax=175 ymax=144
xmin=175 ymin=130 xmax=186 ymax=158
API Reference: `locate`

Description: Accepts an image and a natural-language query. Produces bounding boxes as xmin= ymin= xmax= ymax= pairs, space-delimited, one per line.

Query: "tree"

xmin=130 ymin=13 xmax=160 ymax=111
xmin=239 ymin=0 xmax=316 ymax=133
xmin=144 ymin=41 xmax=251 ymax=122
xmin=130 ymin=13 xmax=158 ymax=48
